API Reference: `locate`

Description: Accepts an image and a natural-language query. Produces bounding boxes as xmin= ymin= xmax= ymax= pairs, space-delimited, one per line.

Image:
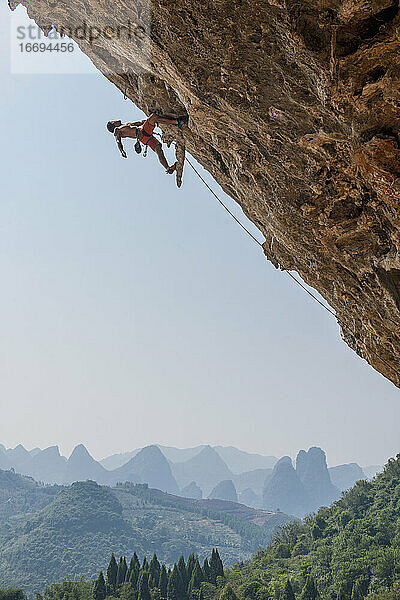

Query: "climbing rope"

xmin=186 ymin=158 xmax=263 ymax=247
xmin=185 ymin=157 xmax=400 ymax=384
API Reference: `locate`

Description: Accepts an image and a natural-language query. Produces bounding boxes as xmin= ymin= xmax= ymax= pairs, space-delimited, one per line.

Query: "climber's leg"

xmin=166 ymin=162 xmax=177 ymax=175
xmin=148 ymin=113 xmax=188 ymax=127
xmin=155 ymin=144 xmax=170 ymax=170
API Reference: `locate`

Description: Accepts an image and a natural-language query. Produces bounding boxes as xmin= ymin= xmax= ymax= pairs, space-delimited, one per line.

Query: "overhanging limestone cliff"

xmin=10 ymin=0 xmax=400 ymax=386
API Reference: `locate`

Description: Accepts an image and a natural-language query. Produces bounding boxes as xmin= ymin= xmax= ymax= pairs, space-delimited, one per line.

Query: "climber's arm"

xmin=114 ymin=128 xmax=127 ymax=159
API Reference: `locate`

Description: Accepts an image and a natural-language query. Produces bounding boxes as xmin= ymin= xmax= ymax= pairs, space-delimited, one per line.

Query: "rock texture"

xmin=208 ymin=479 xmax=238 ymax=502
xmin=181 ymin=480 xmax=203 ymax=499
xmin=296 ymin=447 xmax=339 ymax=511
xmin=171 ymin=445 xmax=233 ymax=495
xmin=113 ymin=445 xmax=179 ymax=493
xmin=64 ymin=444 xmax=111 ymax=485
xmin=263 ymin=456 xmax=310 ymax=516
xmin=10 ymin=0 xmax=400 ymax=386
xmin=263 ymin=448 xmax=340 ymax=516
xmin=329 ymin=461 xmax=366 ymax=490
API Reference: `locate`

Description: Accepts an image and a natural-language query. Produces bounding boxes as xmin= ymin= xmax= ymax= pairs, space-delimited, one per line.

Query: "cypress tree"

xmin=130 ymin=553 xmax=141 ymax=573
xmin=210 ymin=549 xmax=224 ymax=584
xmin=209 ymin=550 xmax=216 ymax=585
xmin=177 ymin=555 xmax=188 ymax=590
xmin=219 ymin=585 xmax=238 ymax=600
xmin=107 ymin=553 xmax=118 ymax=592
xmin=214 ymin=549 xmax=224 ymax=579
xmin=93 ymin=572 xmax=107 ymax=600
xmin=129 ymin=553 xmax=141 ymax=591
xmin=130 ymin=569 xmax=140 ymax=593
xmin=149 ymin=554 xmax=161 ymax=589
xmin=138 ymin=572 xmax=151 ymax=600
xmin=283 ymin=580 xmax=296 ymax=600
xmin=123 ymin=557 xmax=128 ymax=582
xmin=351 ymin=582 xmax=363 ymax=600
xmin=189 ymin=560 xmax=203 ymax=596
xmin=142 ymin=556 xmax=149 ymax=572
xmin=187 ymin=554 xmax=195 ymax=581
xmin=159 ymin=564 xmax=168 ymax=599
xmin=167 ymin=564 xmax=182 ymax=600
xmin=117 ymin=557 xmax=128 ymax=587
xmin=336 ymin=588 xmax=346 ymax=600
xmin=300 ymin=576 xmax=318 ymax=600
xmin=202 ymin=559 xmax=211 ymax=583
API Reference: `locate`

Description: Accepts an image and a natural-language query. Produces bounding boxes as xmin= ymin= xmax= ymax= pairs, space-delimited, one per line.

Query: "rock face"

xmin=10 ymin=0 xmax=400 ymax=386
xmin=208 ymin=479 xmax=238 ymax=502
xmin=64 ymin=444 xmax=111 ymax=485
xmin=263 ymin=449 xmax=340 ymax=516
xmin=181 ymin=480 xmax=203 ymax=499
xmin=329 ymin=462 xmax=365 ymax=490
xmin=26 ymin=446 xmax=67 ymax=484
xmin=263 ymin=456 xmax=309 ymax=516
xmin=296 ymin=447 xmax=339 ymax=511
xmin=113 ymin=445 xmax=179 ymax=493
xmin=171 ymin=445 xmax=233 ymax=495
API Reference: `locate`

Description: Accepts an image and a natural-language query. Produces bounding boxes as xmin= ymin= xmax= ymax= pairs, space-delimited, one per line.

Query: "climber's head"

xmin=107 ymin=120 xmax=122 ymax=133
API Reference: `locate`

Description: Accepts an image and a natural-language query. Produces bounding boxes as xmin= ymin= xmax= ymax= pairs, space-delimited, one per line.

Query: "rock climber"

xmin=107 ymin=113 xmax=188 ymax=174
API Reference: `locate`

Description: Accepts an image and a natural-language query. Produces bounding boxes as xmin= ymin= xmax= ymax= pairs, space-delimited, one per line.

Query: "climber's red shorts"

xmin=138 ymin=118 xmax=161 ymax=152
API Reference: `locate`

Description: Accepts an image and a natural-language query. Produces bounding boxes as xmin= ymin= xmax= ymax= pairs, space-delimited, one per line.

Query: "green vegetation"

xmin=5 ymin=454 xmax=400 ymax=600
xmin=0 ymin=475 xmax=286 ymax=595
xmin=0 ymin=590 xmax=26 ymax=600
xmin=226 ymin=455 xmax=400 ymax=599
xmin=0 ymin=470 xmax=58 ymax=539
xmin=36 ymin=580 xmax=93 ymax=600
xmin=94 ymin=549 xmax=223 ymax=600
xmin=10 ymin=551 xmax=224 ymax=600
xmin=119 ymin=483 xmax=289 ymax=551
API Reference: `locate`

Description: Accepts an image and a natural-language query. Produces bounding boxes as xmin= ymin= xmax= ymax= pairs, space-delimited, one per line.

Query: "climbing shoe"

xmin=166 ymin=162 xmax=177 ymax=174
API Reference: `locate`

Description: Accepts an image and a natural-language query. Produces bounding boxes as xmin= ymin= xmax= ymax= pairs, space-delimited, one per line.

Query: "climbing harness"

xmin=185 ymin=157 xmax=400 ymax=385
xmin=136 ymin=127 xmax=157 ymax=158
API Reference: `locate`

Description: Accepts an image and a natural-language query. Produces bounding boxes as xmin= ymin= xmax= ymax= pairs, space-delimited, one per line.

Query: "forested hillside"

xmin=0 ymin=474 xmax=288 ymax=595
xmin=226 ymin=455 xmax=400 ymax=599
xmin=3 ymin=455 xmax=400 ymax=599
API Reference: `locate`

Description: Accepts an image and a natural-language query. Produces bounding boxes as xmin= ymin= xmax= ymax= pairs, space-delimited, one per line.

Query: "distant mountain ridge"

xmin=0 ymin=444 xmax=179 ymax=493
xmin=100 ymin=445 xmax=277 ymax=474
xmin=0 ymin=442 xmax=381 ymax=517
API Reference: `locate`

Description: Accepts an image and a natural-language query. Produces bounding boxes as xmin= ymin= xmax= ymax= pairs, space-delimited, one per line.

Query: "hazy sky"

xmin=1 ymin=4 xmax=399 ymax=468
